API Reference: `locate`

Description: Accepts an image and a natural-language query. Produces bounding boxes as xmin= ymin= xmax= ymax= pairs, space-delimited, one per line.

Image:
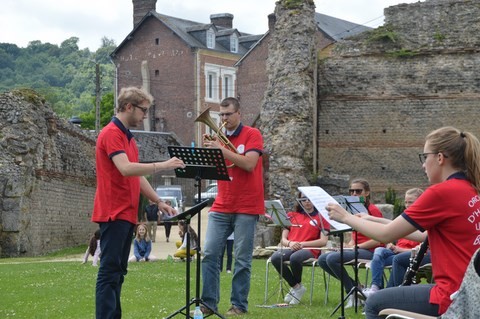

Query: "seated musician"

xmin=270 ymin=192 xmax=330 ymax=305
xmin=326 ymin=127 xmax=480 ymax=318
xmin=362 ymin=188 xmax=424 ymax=298
xmin=317 ymin=178 xmax=384 ymax=308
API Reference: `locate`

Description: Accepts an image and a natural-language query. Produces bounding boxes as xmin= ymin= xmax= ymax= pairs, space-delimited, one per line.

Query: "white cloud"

xmin=0 ymin=0 xmax=421 ymax=51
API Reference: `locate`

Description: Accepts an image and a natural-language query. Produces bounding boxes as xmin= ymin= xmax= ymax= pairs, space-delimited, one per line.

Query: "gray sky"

xmin=1 ymin=0 xmax=421 ymax=51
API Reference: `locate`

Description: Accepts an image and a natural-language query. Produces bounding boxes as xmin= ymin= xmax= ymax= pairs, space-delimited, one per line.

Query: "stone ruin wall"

xmin=0 ymin=90 xmax=179 ymax=257
xmin=316 ymin=0 xmax=480 ymax=200
xmin=0 ymin=90 xmax=98 ymax=257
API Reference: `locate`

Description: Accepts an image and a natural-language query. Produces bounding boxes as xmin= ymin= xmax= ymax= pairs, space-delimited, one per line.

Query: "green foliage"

xmin=434 ymin=32 xmax=446 ymax=42
xmin=385 ymin=187 xmax=406 ymax=218
xmin=393 ymin=198 xmax=406 ymax=218
xmin=367 ymin=25 xmax=398 ymax=43
xmin=78 ymin=92 xmax=115 ymax=130
xmin=281 ymin=0 xmax=313 ymax=9
xmin=387 ymin=49 xmax=419 ymax=58
xmin=385 ymin=187 xmax=396 ymax=205
xmin=0 ymin=36 xmax=117 ymax=127
xmin=0 ymin=256 xmax=369 ymax=318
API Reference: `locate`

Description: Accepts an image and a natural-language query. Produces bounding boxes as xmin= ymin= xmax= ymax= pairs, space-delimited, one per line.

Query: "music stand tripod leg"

xmin=330 ymin=232 xmax=366 ymax=317
xmin=329 ymin=232 xmax=346 ymax=319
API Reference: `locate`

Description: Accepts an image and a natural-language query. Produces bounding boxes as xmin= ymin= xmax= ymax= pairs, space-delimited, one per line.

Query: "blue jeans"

xmin=389 ymin=251 xmax=432 ymax=287
xmin=370 ymin=247 xmax=395 ymax=288
xmin=364 ymin=284 xmax=438 ymax=319
xmin=201 ymin=212 xmax=258 ymax=312
xmin=96 ymin=220 xmax=134 ymax=319
xmin=318 ymin=248 xmax=374 ymax=293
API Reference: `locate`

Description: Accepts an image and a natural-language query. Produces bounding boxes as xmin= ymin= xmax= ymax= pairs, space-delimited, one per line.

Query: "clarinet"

xmin=402 ymin=237 xmax=429 ymax=286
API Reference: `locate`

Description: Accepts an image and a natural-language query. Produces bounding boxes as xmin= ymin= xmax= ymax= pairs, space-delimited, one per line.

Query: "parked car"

xmin=194 ymin=183 xmax=218 ymax=204
xmin=155 ymin=185 xmax=185 ymax=211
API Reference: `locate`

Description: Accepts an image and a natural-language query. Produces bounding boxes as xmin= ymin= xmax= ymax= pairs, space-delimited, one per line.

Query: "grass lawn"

xmin=0 ymin=246 xmax=368 ymax=319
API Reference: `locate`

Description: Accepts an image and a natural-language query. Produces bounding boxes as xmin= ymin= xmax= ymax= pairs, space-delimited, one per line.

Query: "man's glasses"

xmin=349 ymin=189 xmax=364 ymax=195
xmin=219 ymin=111 xmax=237 ymax=118
xmin=132 ymin=104 xmax=148 ymax=114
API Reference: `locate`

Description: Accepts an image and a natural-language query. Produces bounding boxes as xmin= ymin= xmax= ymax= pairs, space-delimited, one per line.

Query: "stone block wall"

xmin=316 ymin=0 xmax=480 ymax=199
xmin=0 ymin=90 xmax=97 ymax=257
xmin=0 ymin=91 xmax=181 ymax=257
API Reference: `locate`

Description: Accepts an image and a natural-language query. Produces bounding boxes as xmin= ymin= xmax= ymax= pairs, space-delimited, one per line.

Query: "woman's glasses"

xmin=349 ymin=189 xmax=364 ymax=195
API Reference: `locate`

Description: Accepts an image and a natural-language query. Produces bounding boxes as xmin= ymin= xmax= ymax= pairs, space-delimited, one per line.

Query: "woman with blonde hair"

xmin=327 ymin=126 xmax=480 ymax=318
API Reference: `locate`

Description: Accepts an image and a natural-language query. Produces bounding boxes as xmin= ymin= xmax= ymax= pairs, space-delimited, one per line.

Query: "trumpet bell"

xmin=195 ymin=107 xmax=238 ymax=167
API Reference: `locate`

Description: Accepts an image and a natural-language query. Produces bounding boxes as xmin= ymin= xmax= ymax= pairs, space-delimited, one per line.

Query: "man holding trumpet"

xmin=199 ymin=97 xmax=264 ymax=316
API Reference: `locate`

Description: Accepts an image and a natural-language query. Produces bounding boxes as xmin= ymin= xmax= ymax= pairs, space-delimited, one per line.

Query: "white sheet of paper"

xmin=298 ymin=186 xmax=352 ymax=231
xmin=264 ymin=200 xmax=292 ymax=227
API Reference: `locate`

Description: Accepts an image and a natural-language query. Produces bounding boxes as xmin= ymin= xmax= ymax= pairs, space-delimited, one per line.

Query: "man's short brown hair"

xmin=116 ymin=87 xmax=154 ymax=112
xmin=220 ymin=97 xmax=240 ymax=111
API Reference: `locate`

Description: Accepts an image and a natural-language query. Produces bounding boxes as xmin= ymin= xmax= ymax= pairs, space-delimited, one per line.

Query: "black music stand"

xmin=330 ymin=196 xmax=368 ymax=318
xmin=264 ymin=200 xmax=291 ymax=304
xmin=164 ymin=200 xmax=210 ymax=318
xmin=167 ymin=146 xmax=230 ymax=319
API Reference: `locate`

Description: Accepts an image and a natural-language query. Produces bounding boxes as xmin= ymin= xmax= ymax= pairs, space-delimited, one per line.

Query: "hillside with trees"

xmin=0 ymin=36 xmax=116 ymax=129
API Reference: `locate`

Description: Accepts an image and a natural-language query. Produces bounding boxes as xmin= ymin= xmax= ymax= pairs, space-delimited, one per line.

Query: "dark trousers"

xmin=220 ymin=239 xmax=234 ymax=271
xmin=96 ymin=220 xmax=134 ymax=319
xmin=164 ymin=221 xmax=172 ymax=239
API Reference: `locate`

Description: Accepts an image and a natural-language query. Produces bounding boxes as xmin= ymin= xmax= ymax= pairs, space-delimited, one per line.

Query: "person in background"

xmin=220 ymin=232 xmax=234 ymax=273
xmin=144 ymin=199 xmax=159 ymax=242
xmin=200 ymin=97 xmax=264 ymax=316
xmin=326 ymin=126 xmax=480 ymax=318
xmin=271 ymin=193 xmax=329 ymax=305
xmin=389 ymin=244 xmax=431 ymax=287
xmin=163 ymin=199 xmax=174 ymax=242
xmin=91 ymin=86 xmax=185 ymax=319
xmin=129 ymin=223 xmax=158 ymax=262
xmin=361 ymin=188 xmax=424 ymax=298
xmin=317 ymin=178 xmax=384 ymax=308
xmin=82 ymin=229 xmax=101 ymax=266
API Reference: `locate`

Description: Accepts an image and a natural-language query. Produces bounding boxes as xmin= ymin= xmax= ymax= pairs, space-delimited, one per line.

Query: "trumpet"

xmin=195 ymin=107 xmax=238 ymax=167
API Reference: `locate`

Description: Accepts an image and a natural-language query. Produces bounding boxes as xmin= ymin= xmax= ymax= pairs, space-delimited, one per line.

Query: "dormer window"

xmin=230 ymin=34 xmax=238 ymax=53
xmin=206 ymin=29 xmax=215 ymax=49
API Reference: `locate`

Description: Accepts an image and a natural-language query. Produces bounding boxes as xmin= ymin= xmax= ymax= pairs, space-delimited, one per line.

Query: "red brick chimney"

xmin=210 ymin=13 xmax=234 ymax=29
xmin=133 ymin=0 xmax=157 ymax=28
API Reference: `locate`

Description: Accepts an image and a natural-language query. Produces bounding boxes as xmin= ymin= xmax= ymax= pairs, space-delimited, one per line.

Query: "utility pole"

xmin=95 ymin=63 xmax=101 ymax=132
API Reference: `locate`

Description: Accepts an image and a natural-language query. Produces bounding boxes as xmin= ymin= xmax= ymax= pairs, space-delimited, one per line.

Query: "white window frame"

xmin=205 ymin=64 xmax=220 ymax=102
xmin=221 ymin=68 xmax=236 ymax=100
xmin=230 ymin=34 xmax=238 ymax=53
xmin=206 ymin=29 xmax=215 ymax=49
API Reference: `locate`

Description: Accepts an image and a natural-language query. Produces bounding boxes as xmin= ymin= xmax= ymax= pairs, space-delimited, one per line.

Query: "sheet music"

xmin=264 ymin=200 xmax=292 ymax=227
xmin=298 ymin=186 xmax=352 ymax=232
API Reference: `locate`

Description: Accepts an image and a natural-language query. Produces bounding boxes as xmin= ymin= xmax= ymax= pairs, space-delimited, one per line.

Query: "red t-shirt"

xmin=211 ymin=124 xmax=264 ymax=215
xmin=355 ymin=203 xmax=384 ymax=251
xmin=403 ymin=177 xmax=480 ymax=314
xmin=287 ymin=211 xmax=330 ymax=258
xmin=91 ymin=118 xmax=140 ymax=225
xmin=396 ymin=238 xmax=418 ymax=249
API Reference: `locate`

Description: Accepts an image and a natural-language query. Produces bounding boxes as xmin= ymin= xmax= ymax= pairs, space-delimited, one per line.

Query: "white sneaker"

xmin=289 ymin=285 xmax=306 ymax=305
xmin=345 ymin=295 xmax=355 ymax=308
xmin=284 ymin=287 xmax=295 ymax=303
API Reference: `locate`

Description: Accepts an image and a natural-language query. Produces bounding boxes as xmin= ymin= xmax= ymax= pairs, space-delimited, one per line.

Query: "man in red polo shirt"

xmin=200 ymin=97 xmax=264 ymax=316
xmin=92 ymin=86 xmax=185 ymax=319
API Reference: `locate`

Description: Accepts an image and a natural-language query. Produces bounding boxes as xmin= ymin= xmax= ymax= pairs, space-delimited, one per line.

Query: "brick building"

xmin=111 ymin=0 xmax=262 ymax=147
